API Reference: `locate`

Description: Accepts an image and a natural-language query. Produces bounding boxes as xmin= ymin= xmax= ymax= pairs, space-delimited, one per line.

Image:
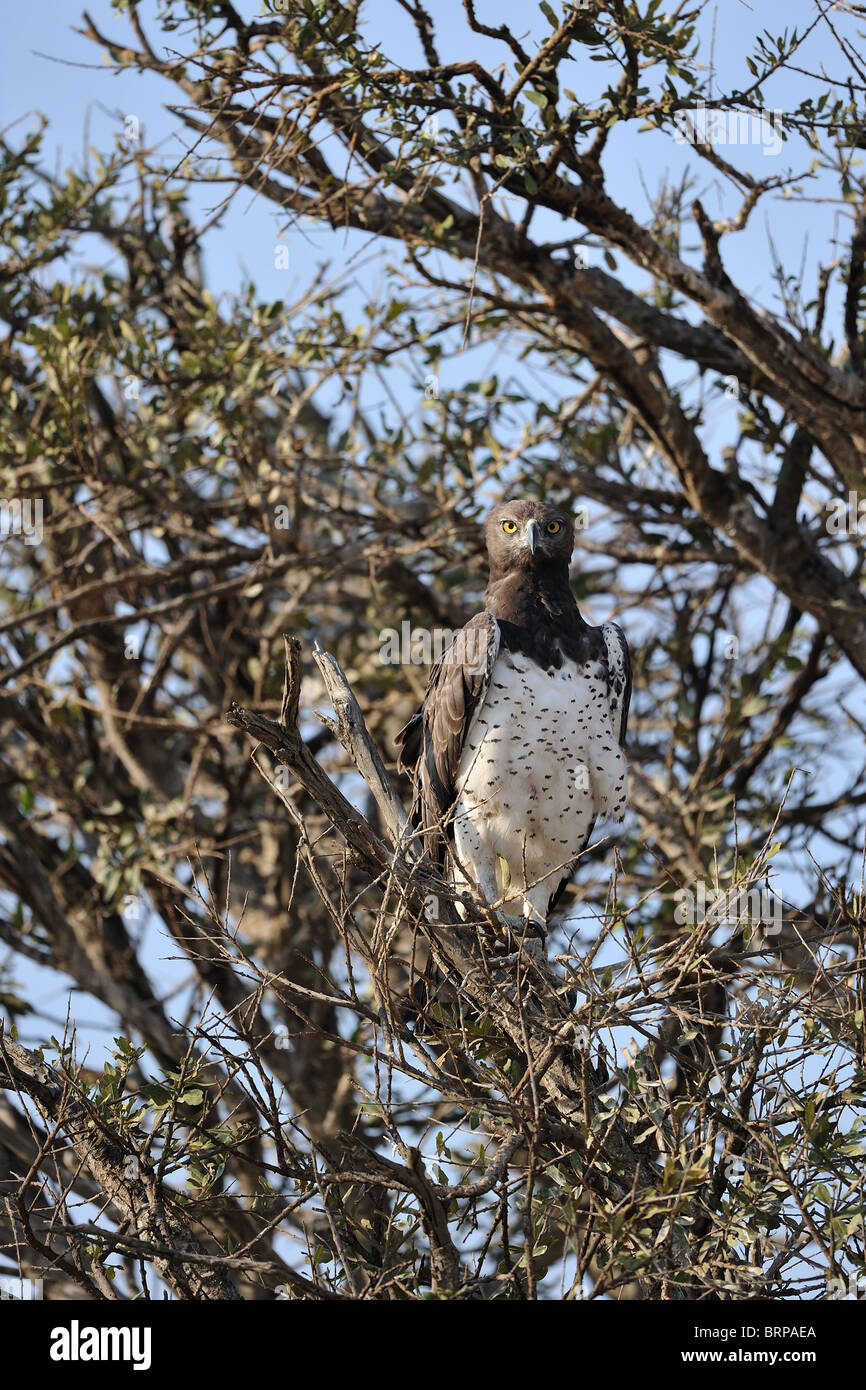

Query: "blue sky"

xmin=3 ymin=0 xmax=858 ymax=337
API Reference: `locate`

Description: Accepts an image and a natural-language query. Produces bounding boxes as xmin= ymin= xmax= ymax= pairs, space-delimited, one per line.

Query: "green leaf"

xmin=741 ymin=695 xmax=768 ymax=717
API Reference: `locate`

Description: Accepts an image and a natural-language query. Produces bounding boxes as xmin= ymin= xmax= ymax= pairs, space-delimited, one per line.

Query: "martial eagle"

xmin=396 ymin=500 xmax=630 ymax=953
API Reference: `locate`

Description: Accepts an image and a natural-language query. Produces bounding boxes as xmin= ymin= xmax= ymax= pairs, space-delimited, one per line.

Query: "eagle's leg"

xmin=452 ymin=815 xmax=502 ymax=915
xmin=522 ymin=881 xmax=551 ymax=929
xmin=453 ymin=817 xmax=546 ymax=960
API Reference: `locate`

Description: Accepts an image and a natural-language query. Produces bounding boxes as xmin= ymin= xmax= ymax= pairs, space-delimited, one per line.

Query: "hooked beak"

xmin=524 ymin=519 xmax=540 ymax=554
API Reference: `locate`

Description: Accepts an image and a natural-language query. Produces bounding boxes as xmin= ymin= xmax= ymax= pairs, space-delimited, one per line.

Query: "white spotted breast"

xmin=453 ymin=648 xmax=628 ymax=874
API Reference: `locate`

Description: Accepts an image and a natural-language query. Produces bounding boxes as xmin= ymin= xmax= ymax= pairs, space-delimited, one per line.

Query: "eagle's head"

xmin=484 ymin=499 xmax=574 ymax=579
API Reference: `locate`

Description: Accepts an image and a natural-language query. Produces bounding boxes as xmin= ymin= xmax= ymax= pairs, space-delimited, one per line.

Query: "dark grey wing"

xmin=396 ymin=611 xmax=499 ymax=852
xmin=601 ymin=621 xmax=631 ymax=746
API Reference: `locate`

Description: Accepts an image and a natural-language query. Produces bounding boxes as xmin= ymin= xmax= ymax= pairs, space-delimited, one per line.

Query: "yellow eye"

xmin=546 ymin=520 xmax=562 ymax=534
xmin=501 ymin=519 xmax=518 ymax=534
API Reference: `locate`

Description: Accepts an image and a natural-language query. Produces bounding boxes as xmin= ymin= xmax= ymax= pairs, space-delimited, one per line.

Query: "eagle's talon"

xmin=498 ymin=915 xmax=548 ymax=963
